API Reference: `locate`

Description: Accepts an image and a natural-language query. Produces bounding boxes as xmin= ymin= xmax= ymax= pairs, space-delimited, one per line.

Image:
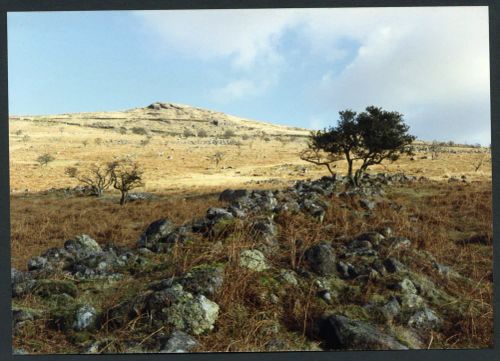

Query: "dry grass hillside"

xmin=9 ymin=102 xmax=491 ymax=195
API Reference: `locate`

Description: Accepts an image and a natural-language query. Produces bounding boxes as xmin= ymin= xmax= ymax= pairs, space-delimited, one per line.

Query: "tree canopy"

xmin=301 ymin=106 xmax=416 ymax=187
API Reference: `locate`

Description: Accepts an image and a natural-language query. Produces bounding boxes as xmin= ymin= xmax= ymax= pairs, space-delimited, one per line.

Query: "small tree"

xmin=197 ymin=129 xmax=208 ymax=137
xmin=429 ymin=141 xmax=442 ymax=160
xmin=302 ymin=106 xmax=415 ymax=187
xmin=64 ymin=163 xmax=114 ymax=197
xmin=108 ymin=160 xmax=144 ymax=205
xmin=209 ymin=152 xmax=225 ymax=168
xmin=223 ymin=129 xmax=236 ymax=139
xmin=37 ymin=153 xmax=55 ymax=166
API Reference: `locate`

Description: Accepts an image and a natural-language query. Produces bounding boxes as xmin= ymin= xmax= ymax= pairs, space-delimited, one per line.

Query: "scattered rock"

xmin=239 ymin=250 xmax=269 ymax=272
xmin=137 ymin=219 xmax=176 ymax=250
xmin=73 ymin=304 xmax=98 ymax=331
xmin=160 ymin=331 xmax=199 ymax=353
xmin=407 ymin=307 xmax=442 ymax=330
xmin=305 ymin=242 xmax=337 ymax=276
xmin=64 ymin=234 xmax=102 ymax=254
xmin=318 ymin=315 xmax=408 ymax=350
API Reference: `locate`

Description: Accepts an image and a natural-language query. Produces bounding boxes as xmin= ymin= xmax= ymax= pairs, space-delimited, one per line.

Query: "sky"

xmin=7 ymin=7 xmax=491 ymax=145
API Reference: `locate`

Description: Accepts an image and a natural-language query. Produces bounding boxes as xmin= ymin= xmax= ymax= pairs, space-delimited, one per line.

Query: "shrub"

xmin=222 ymin=129 xmax=236 ymax=139
xmin=183 ymin=129 xmax=196 ymax=138
xmin=36 ymin=153 xmax=55 ymax=166
xmin=132 ymin=127 xmax=148 ymax=136
xmin=197 ymin=129 xmax=209 ymax=137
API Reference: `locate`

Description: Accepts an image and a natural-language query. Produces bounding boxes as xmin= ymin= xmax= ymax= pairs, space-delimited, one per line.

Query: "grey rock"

xmin=137 ymin=219 xmax=176 ymax=250
xmin=11 ymin=268 xmax=36 ymax=297
xmin=356 ymin=232 xmax=385 ymax=246
xmin=27 ymin=256 xmax=48 ymax=272
xmin=64 ymin=234 xmax=102 ymax=254
xmin=319 ymin=315 xmax=408 ymax=350
xmin=179 ymin=264 xmax=225 ymax=297
xmin=219 ymin=189 xmax=249 ymax=202
xmin=359 ymin=198 xmax=376 ymax=211
xmin=160 ymin=331 xmax=199 ymax=353
xmin=206 ymin=207 xmax=234 ymax=222
xmin=408 ymin=308 xmax=442 ymax=330
xmin=160 ymin=284 xmax=220 ymax=335
xmin=382 ymin=297 xmax=401 ymax=320
xmin=279 ymin=269 xmax=298 ymax=286
xmin=239 ymin=250 xmax=269 ymax=272
xmin=305 ymin=242 xmax=336 ymax=276
xmin=73 ymin=304 xmax=97 ymax=331
xmin=383 ymin=258 xmax=406 ymax=273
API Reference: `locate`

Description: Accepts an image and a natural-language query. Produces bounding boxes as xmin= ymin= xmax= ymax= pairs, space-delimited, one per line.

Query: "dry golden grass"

xmin=11 ymin=179 xmax=493 ymax=352
xmin=8 ymin=117 xmax=491 ymax=194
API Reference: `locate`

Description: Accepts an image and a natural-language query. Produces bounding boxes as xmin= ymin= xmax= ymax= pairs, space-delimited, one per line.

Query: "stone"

xmin=137 ymin=219 xmax=176 ymax=250
xmin=388 ymin=236 xmax=412 ymax=249
xmin=160 ymin=331 xmax=199 ymax=353
xmin=408 ymin=308 xmax=442 ymax=330
xmin=11 ymin=268 xmax=36 ymax=297
xmin=318 ymin=315 xmax=408 ymax=350
xmin=218 ymin=189 xmax=249 ymax=202
xmin=27 ymin=256 xmax=48 ymax=272
xmin=382 ymin=297 xmax=401 ymax=320
xmin=304 ymin=242 xmax=336 ymax=276
xmin=179 ymin=264 xmax=225 ymax=297
xmin=64 ymin=234 xmax=102 ymax=254
xmin=356 ymin=232 xmax=385 ymax=246
xmin=279 ymin=269 xmax=298 ymax=286
xmin=73 ymin=304 xmax=98 ymax=331
xmin=239 ymin=250 xmax=269 ymax=272
xmin=337 ymin=261 xmax=357 ymax=279
xmin=206 ymin=208 xmax=234 ymax=222
xmin=383 ymin=258 xmax=406 ymax=273
xmin=359 ymin=198 xmax=376 ymax=211
xmin=161 ymin=285 xmax=220 ymax=335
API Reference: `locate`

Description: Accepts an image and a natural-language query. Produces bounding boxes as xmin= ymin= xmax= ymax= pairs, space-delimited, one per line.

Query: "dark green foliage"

xmin=303 ymin=106 xmax=415 ymax=187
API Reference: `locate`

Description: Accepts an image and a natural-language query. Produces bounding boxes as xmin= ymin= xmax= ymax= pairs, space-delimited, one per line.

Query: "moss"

xmin=67 ymin=331 xmax=93 ymax=344
xmin=33 ymin=279 xmax=78 ymax=298
xmin=337 ymin=304 xmax=370 ymax=321
xmin=190 ymin=262 xmax=226 ymax=272
xmin=210 ymin=218 xmax=239 ymax=239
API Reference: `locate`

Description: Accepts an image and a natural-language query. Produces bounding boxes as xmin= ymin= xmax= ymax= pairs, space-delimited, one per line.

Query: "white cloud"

xmin=134 ymin=7 xmax=490 ymax=144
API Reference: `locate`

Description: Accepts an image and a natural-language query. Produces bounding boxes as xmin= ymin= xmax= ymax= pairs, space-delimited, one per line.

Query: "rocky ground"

xmin=11 ymin=173 xmax=493 ymax=354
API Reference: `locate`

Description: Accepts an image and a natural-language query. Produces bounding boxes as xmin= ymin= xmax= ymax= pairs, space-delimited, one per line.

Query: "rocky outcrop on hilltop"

xmin=12 ymin=173 xmax=477 ymax=353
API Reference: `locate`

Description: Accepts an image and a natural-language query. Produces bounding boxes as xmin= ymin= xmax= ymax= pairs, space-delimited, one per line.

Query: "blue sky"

xmin=8 ymin=7 xmax=491 ymax=144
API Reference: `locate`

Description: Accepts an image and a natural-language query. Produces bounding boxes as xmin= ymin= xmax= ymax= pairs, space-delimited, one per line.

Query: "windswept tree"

xmin=64 ymin=163 xmax=114 ymax=197
xmin=36 ymin=153 xmax=55 ymax=167
xmin=302 ymin=106 xmax=415 ymax=187
xmin=429 ymin=140 xmax=442 ymax=160
xmin=108 ymin=160 xmax=144 ymax=205
xmin=209 ymin=151 xmax=225 ymax=168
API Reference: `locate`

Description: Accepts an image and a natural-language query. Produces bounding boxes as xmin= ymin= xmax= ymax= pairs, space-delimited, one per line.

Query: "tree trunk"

xmin=347 ymin=160 xmax=355 ymax=187
xmin=120 ymin=191 xmax=126 ymax=205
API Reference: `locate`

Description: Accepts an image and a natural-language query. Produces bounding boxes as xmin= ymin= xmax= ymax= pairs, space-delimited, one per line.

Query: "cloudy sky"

xmin=8 ymin=7 xmax=490 ymax=144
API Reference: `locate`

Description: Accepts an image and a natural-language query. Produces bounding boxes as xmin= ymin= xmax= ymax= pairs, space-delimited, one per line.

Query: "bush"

xmin=197 ymin=129 xmax=209 ymax=137
xmin=183 ymin=129 xmax=196 ymax=138
xmin=222 ymin=129 xmax=236 ymax=139
xmin=132 ymin=127 xmax=148 ymax=136
xmin=36 ymin=153 xmax=55 ymax=166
